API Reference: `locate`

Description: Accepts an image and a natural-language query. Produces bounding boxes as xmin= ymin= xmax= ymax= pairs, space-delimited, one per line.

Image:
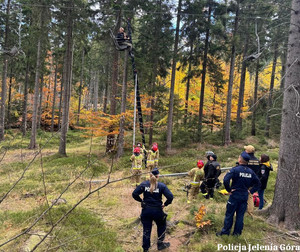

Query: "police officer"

xmin=132 ymin=168 xmax=173 ymax=252
xmin=216 ymin=152 xmax=260 ymax=236
xmin=244 ymin=145 xmax=260 ymax=216
xmin=244 ymin=145 xmax=260 ymax=175
xmin=201 ymin=154 xmax=221 ymax=199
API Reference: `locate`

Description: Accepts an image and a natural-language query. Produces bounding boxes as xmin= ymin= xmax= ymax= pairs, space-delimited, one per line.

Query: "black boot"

xmin=157 ymin=241 xmax=170 ymax=250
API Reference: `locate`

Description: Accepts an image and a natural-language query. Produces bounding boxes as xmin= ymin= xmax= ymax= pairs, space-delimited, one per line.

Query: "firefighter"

xmin=147 ymin=143 xmax=159 ymax=171
xmin=201 ymin=154 xmax=221 ymax=199
xmin=187 ymin=160 xmax=205 ymax=203
xmin=132 ymin=168 xmax=173 ymax=252
xmin=216 ymin=152 xmax=260 ymax=236
xmin=130 ymin=147 xmax=144 ymax=186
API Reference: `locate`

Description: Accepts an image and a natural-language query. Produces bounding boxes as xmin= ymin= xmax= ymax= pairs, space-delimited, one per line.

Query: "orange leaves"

xmin=194 ymin=205 xmax=211 ymax=229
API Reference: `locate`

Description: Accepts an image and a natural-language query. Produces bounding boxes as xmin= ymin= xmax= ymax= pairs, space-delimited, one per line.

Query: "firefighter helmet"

xmin=197 ymin=160 xmax=204 ymax=168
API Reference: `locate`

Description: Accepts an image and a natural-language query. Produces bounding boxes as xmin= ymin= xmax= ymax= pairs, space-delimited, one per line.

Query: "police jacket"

xmin=257 ymin=162 xmax=273 ymax=190
xmin=204 ymin=161 xmax=211 ymax=178
xmin=224 ymin=164 xmax=261 ymax=200
xmin=247 ymin=153 xmax=260 ymax=175
xmin=132 ymin=181 xmax=173 ymax=208
xmin=206 ymin=161 xmax=221 ymax=180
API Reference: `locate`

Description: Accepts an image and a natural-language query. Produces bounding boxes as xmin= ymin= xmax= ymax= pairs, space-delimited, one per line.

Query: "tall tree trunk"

xmin=7 ymin=67 xmax=13 ymax=128
xmin=224 ymin=0 xmax=240 ymax=145
xmin=198 ymin=0 xmax=212 ymax=142
xmin=117 ymin=52 xmax=129 ymax=158
xmin=29 ymin=38 xmax=42 ymax=149
xmin=166 ymin=0 xmax=182 ymax=153
xmin=59 ymin=3 xmax=73 ymax=156
xmin=236 ymin=34 xmax=249 ymax=132
xmin=268 ymin=0 xmax=300 ymax=229
xmin=149 ymin=61 xmax=158 ymax=146
xmin=280 ymin=38 xmax=288 ymax=90
xmin=22 ymin=57 xmax=30 ymax=136
xmin=77 ymin=48 xmax=85 ymax=125
xmin=211 ymin=91 xmax=216 ymax=133
xmin=106 ymin=11 xmax=121 ymax=153
xmin=93 ymin=71 xmax=99 ymax=112
xmin=58 ymin=72 xmax=63 ymax=130
xmin=251 ymin=60 xmax=259 ymax=136
xmin=184 ymin=42 xmax=193 ymax=125
xmin=103 ymin=63 xmax=109 ymax=114
xmin=37 ymin=75 xmax=43 ymax=129
xmin=88 ymin=70 xmax=94 ymax=110
xmin=265 ymin=42 xmax=278 ymax=137
xmin=0 ymin=0 xmax=10 ymax=141
xmin=50 ymin=63 xmax=58 ymax=132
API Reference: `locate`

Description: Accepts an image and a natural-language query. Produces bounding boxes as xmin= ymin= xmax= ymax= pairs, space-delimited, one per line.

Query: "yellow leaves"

xmin=194 ymin=205 xmax=211 ymax=229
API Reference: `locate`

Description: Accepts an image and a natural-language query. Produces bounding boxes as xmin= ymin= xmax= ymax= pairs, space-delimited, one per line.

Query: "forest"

xmin=0 ymin=0 xmax=299 ymax=251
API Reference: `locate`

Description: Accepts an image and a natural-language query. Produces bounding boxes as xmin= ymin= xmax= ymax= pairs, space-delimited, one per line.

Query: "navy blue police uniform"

xmin=247 ymin=153 xmax=260 ymax=175
xmin=218 ymin=162 xmax=260 ymax=235
xmin=132 ymin=180 xmax=173 ymax=251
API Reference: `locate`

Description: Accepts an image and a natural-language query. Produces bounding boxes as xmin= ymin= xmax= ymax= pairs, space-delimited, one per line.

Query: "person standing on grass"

xmin=147 ymin=142 xmax=159 ymax=171
xmin=132 ymin=168 xmax=173 ymax=252
xmin=187 ymin=160 xmax=205 ymax=203
xmin=216 ymin=152 xmax=260 ymax=236
xmin=257 ymin=154 xmax=273 ymax=209
xmin=201 ymin=154 xmax=220 ymax=199
xmin=130 ymin=147 xmax=144 ymax=186
xmin=243 ymin=145 xmax=260 ymax=216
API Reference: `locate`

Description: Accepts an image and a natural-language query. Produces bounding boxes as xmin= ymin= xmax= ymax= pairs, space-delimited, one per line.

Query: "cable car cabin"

xmin=110 ymin=30 xmax=130 ymax=51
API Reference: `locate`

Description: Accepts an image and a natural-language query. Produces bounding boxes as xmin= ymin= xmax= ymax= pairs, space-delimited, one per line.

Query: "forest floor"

xmin=0 ymin=130 xmax=299 ymax=251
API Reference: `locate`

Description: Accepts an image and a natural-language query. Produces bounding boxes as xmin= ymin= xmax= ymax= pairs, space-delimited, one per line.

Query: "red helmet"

xmin=134 ymin=147 xmax=140 ymax=154
xmin=197 ymin=160 xmax=204 ymax=168
xmin=152 ymin=145 xmax=158 ymax=151
xmin=153 ymin=142 xmax=158 ymax=147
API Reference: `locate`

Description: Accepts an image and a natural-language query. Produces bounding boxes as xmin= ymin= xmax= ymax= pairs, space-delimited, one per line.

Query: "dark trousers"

xmin=200 ymin=180 xmax=215 ymax=198
xmin=221 ymin=195 xmax=248 ymax=235
xmin=141 ymin=207 xmax=167 ymax=250
xmin=258 ymin=189 xmax=265 ymax=209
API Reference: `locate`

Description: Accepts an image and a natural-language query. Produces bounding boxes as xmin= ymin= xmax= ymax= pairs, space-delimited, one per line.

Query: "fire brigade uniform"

xmin=217 ymin=160 xmax=260 ymax=236
xmin=147 ymin=149 xmax=159 ymax=171
xmin=130 ymin=152 xmax=144 ymax=185
xmin=132 ymin=170 xmax=173 ymax=252
xmin=188 ymin=167 xmax=204 ymax=201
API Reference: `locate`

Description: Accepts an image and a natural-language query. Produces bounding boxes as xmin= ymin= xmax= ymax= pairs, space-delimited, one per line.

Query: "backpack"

xmin=253 ymin=192 xmax=260 ymax=207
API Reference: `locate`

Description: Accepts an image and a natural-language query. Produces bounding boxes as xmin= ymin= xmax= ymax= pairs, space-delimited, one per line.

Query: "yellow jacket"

xmin=188 ymin=168 xmax=204 ymax=186
xmin=147 ymin=149 xmax=159 ymax=166
xmin=130 ymin=154 xmax=144 ymax=169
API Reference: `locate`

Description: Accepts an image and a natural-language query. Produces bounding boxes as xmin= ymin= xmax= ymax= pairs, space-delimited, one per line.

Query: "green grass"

xmin=0 ymin=129 xmax=291 ymax=252
xmin=0 ymin=205 xmax=122 ymax=252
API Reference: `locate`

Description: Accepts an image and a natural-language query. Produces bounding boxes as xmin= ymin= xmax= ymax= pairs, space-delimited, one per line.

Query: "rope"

xmin=133 ymin=73 xmax=137 ymax=151
xmin=127 ymin=19 xmax=147 ymax=168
